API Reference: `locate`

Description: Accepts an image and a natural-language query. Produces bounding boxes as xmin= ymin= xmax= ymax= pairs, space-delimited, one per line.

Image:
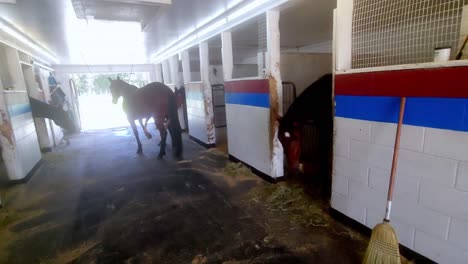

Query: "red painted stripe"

xmin=224 ymin=79 xmax=269 ymax=93
xmin=335 ymin=66 xmax=468 ymax=98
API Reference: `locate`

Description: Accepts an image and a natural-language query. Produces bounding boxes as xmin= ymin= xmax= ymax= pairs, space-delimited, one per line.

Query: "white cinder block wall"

xmin=332 ymin=116 xmax=468 ymax=263
xmin=224 ymin=79 xmax=272 ymax=176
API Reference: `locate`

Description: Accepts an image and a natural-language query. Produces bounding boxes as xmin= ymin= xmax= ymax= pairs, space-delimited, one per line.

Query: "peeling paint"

xmin=269 ymin=76 xmax=284 ymax=177
xmin=203 ymin=82 xmax=216 ymax=144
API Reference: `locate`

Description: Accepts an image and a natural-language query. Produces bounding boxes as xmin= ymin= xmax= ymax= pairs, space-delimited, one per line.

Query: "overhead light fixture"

xmin=151 ymin=0 xmax=288 ymax=63
xmin=0 ymin=19 xmax=59 ymax=64
xmin=0 ymin=0 xmax=16 ymax=3
xmin=227 ymin=0 xmax=270 ymax=21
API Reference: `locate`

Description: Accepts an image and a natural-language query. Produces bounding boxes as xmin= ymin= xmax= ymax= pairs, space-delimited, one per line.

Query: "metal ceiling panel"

xmin=0 ymin=0 xmax=337 ymax=65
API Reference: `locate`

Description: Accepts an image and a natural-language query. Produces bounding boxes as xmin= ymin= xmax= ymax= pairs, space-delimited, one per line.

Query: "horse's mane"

xmin=116 ymin=79 xmax=139 ymax=91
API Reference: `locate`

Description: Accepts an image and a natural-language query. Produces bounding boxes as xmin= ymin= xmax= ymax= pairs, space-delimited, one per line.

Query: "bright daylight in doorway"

xmin=75 ymin=72 xmax=150 ymax=130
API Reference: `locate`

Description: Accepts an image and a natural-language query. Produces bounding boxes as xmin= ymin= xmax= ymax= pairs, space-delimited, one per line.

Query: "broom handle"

xmin=385 ymin=97 xmax=406 ymax=222
xmin=456 ymin=35 xmax=468 ymax=60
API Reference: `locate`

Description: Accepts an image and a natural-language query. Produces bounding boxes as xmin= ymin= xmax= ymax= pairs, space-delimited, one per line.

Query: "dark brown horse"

xmin=108 ymin=77 xmax=182 ymax=158
xmin=278 ymin=74 xmax=333 ymax=194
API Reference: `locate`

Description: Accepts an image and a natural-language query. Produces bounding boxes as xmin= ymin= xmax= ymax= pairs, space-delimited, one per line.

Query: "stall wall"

xmin=3 ymin=91 xmax=41 ymax=180
xmin=332 ymin=83 xmax=468 ymax=263
xmin=0 ymin=45 xmax=41 ymax=180
xmin=186 ymin=82 xmax=215 ymax=145
xmin=225 ymin=79 xmax=271 ymax=176
xmin=280 ymin=53 xmax=332 ymax=95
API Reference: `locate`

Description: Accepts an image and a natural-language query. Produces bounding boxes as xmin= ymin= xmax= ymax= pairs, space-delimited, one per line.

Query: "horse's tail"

xmin=168 ymin=91 xmax=183 ymax=157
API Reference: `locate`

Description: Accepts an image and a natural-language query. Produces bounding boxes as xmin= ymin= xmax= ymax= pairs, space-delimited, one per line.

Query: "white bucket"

xmin=434 ymin=47 xmax=451 ymax=62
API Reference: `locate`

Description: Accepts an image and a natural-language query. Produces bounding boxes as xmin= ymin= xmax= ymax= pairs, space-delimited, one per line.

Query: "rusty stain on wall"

xmin=269 ymin=76 xmax=280 ymax=159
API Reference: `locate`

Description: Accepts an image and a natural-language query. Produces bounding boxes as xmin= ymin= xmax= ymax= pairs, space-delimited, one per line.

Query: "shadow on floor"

xmin=0 ymin=127 xmax=369 ymax=264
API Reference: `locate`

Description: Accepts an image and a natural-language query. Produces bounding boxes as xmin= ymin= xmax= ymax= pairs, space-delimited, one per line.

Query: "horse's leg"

xmin=138 ymin=118 xmax=152 ymax=139
xmin=155 ymin=116 xmax=167 ymax=159
xmin=130 ymin=119 xmax=143 ymax=154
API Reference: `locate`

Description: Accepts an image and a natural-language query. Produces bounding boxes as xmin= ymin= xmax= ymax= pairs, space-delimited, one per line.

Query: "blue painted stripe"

xmin=226 ymin=93 xmax=269 ymax=108
xmin=7 ymin=103 xmax=31 ymax=117
xmin=335 ymin=95 xmax=468 ymax=132
xmin=186 ymin=91 xmax=204 ymax=101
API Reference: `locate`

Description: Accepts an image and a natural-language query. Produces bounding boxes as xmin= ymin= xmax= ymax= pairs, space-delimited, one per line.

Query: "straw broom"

xmin=363 ymin=97 xmax=406 ymax=264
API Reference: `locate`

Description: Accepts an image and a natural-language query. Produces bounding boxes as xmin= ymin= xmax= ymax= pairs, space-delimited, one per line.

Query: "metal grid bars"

xmin=352 ymin=0 xmax=466 ymax=69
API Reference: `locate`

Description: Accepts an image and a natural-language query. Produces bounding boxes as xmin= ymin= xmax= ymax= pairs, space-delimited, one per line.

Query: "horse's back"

xmin=125 ymin=82 xmax=174 ymax=117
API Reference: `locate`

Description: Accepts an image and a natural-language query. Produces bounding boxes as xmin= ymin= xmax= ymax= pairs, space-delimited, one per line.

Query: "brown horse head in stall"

xmin=278 ymin=120 xmax=303 ymax=173
xmin=278 ymin=74 xmax=333 ymax=180
xmin=108 ymin=77 xmax=183 ymax=159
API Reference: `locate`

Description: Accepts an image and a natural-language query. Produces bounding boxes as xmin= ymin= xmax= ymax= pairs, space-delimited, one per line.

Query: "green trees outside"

xmin=74 ymin=72 xmax=148 ymax=96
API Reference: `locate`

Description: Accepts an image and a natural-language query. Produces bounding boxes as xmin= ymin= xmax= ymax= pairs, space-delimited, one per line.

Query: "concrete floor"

xmin=0 ymin=127 xmax=370 ymax=264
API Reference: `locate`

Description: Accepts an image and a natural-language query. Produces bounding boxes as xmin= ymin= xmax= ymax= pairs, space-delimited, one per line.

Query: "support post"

xmin=181 ymin=50 xmax=191 ymax=85
xmin=161 ymin=60 xmax=171 ymax=84
xmin=155 ymin=63 xmax=163 ymax=82
xmin=336 ymin=0 xmax=353 ymax=71
xmin=199 ymin=41 xmax=216 ymax=144
xmin=5 ymin=46 xmax=26 ymax=90
xmin=169 ymin=55 xmax=181 ymax=88
xmin=221 ymin=31 xmax=233 ymax=81
xmin=266 ymin=9 xmax=283 ymax=178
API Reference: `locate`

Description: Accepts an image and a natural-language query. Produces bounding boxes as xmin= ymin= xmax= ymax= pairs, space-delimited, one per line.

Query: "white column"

xmin=148 ymin=65 xmax=157 ymax=83
xmin=221 ymin=31 xmax=233 ymax=81
xmin=5 ymin=46 xmax=26 ymax=90
xmin=199 ymin=41 xmax=216 ymax=144
xmin=155 ymin=63 xmax=163 ymax=82
xmin=200 ymin=42 xmax=210 ymax=83
xmin=181 ymin=50 xmax=191 ymax=85
xmin=161 ymin=60 xmax=171 ymax=84
xmin=336 ymin=0 xmax=353 ymax=71
xmin=170 ymin=55 xmax=181 ymax=88
xmin=266 ymin=9 xmax=284 ymax=178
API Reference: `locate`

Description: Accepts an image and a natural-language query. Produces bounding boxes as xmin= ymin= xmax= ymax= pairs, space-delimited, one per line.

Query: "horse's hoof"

xmin=145 ymin=133 xmax=152 ymax=139
xmin=157 ymin=154 xmax=164 ymax=160
xmin=137 ymin=149 xmax=143 ymax=154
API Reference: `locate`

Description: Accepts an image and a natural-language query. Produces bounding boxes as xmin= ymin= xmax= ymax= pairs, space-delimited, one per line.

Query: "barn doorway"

xmin=73 ymin=72 xmax=150 ymax=131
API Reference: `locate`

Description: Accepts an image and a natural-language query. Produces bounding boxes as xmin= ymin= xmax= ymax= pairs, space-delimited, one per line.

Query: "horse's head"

xmin=278 ymin=118 xmax=303 ymax=175
xmin=175 ymin=87 xmax=186 ymax=109
xmin=108 ymin=76 xmax=125 ymax=104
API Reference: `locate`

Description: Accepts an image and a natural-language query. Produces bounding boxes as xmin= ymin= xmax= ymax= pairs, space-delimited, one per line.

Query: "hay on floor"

xmin=223 ymin=162 xmax=255 ymax=178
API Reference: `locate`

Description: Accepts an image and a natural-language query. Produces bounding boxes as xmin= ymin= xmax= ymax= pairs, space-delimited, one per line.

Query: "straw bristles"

xmin=363 ymin=222 xmax=401 ymax=264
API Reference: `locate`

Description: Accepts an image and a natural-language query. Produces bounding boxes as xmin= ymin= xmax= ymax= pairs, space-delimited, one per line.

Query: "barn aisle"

xmin=0 ymin=128 xmax=369 ymax=264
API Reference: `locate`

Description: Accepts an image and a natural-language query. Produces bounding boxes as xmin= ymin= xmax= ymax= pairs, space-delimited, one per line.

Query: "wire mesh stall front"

xmin=352 ymin=0 xmax=468 ymax=69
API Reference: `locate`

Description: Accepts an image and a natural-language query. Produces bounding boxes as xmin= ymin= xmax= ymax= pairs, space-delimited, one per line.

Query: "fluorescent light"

xmin=228 ymin=0 xmax=270 ymax=21
xmin=196 ymin=18 xmax=227 ymax=38
xmin=151 ymin=0 xmax=289 ymax=63
xmin=0 ymin=0 xmax=16 ymax=3
xmin=0 ymin=20 xmax=59 ymax=64
xmin=228 ymin=0 xmax=246 ymax=8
